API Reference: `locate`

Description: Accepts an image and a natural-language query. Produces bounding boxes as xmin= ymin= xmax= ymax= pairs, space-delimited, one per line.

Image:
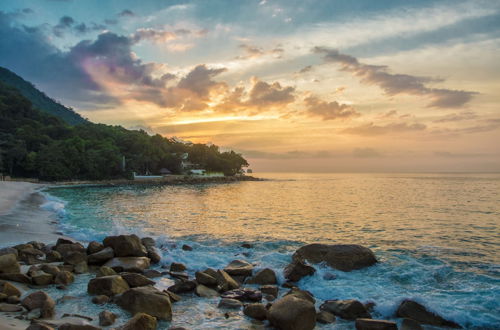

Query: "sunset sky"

xmin=1 ymin=0 xmax=499 ymax=172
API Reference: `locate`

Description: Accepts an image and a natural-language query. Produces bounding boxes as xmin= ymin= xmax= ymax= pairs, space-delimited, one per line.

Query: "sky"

xmin=1 ymin=0 xmax=499 ymax=172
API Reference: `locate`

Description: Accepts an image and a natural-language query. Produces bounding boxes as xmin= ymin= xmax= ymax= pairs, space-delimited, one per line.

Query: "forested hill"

xmin=0 ymin=81 xmax=248 ymax=181
xmin=0 ymin=67 xmax=87 ymax=125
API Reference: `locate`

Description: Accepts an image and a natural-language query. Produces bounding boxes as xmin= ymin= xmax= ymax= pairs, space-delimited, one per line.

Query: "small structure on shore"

xmin=159 ymin=168 xmax=172 ymax=175
xmin=133 ymin=172 xmax=163 ymax=180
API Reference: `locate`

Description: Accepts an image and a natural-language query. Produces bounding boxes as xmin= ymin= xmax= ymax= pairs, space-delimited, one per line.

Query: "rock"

xmin=73 ymin=261 xmax=88 ymax=274
xmin=0 ymin=273 xmax=31 ymax=284
xmin=58 ymin=324 xmax=101 ymax=330
xmin=26 ymin=308 xmax=42 ymax=320
xmin=218 ymin=298 xmax=243 ymax=309
xmin=18 ymin=247 xmax=44 ymax=264
xmin=246 ymin=268 xmax=277 ymax=285
xmin=284 ymin=259 xmax=316 ymax=282
xmin=320 ymin=299 xmax=371 ymax=320
xmin=195 ymin=284 xmax=219 ymax=297
xmin=181 ymin=244 xmax=192 ymax=251
xmin=195 ymin=271 xmax=217 ymax=286
xmin=87 ymin=275 xmax=130 ymax=296
xmin=224 ymin=259 xmax=253 ymax=276
xmin=54 ymin=271 xmax=75 ymax=285
xmin=203 ymin=268 xmax=218 ymax=278
xmin=164 ymin=290 xmax=181 ymax=303
xmin=323 ymin=272 xmax=337 ymax=281
xmin=396 ymin=299 xmax=461 ymax=328
xmin=147 ymin=248 xmax=161 ymax=264
xmin=56 ymin=243 xmax=86 ymax=258
xmin=243 ymin=303 xmax=267 ymax=320
xmin=31 ymin=271 xmax=54 ymax=286
xmin=60 ymin=264 xmax=74 ymax=273
xmin=45 ymin=250 xmax=62 ymax=262
xmin=97 ymin=266 xmax=117 ymax=277
xmin=103 ymin=234 xmax=147 ymax=257
xmin=13 ymin=243 xmax=33 ymax=251
xmin=284 ymin=287 xmax=316 ymax=304
xmin=86 ymin=241 xmax=104 ymax=255
xmin=21 ymin=291 xmax=55 ymax=318
xmin=6 ymin=295 xmax=20 ymax=304
xmin=121 ymin=273 xmax=155 ymax=287
xmin=0 ymin=302 xmax=23 ymax=312
xmin=104 ymin=257 xmax=150 ymax=272
xmin=0 ymin=293 xmax=7 ymax=301
xmin=56 ymin=237 xmax=77 ymax=246
xmin=268 ymin=295 xmax=316 ymax=330
xmin=91 ymin=294 xmax=110 ymax=305
xmin=1 ymin=281 xmax=21 ymax=297
xmin=215 ymin=270 xmax=240 ymax=292
xmin=63 ymin=251 xmax=87 ymax=266
xmin=141 ymin=237 xmax=156 ymax=248
xmin=87 ymin=247 xmax=114 ymax=265
xmin=168 ymin=280 xmax=197 ymax=294
xmin=0 ymin=247 xmax=18 ymax=258
xmin=41 ymin=265 xmax=61 ymax=276
xmin=355 ymin=318 xmax=398 ymax=330
xmin=401 ymin=318 xmax=423 ymax=330
xmin=220 ymin=288 xmax=262 ymax=302
xmin=0 ymin=253 xmax=20 ymax=273
xmin=121 ymin=312 xmax=157 ymax=330
xmin=26 ymin=324 xmax=54 ymax=330
xmin=317 ymin=311 xmax=336 ymax=324
xmin=241 ymin=243 xmax=253 ymax=249
xmin=259 ymin=285 xmax=278 ymax=298
xmin=99 ymin=310 xmax=117 ymax=326
xmin=170 ymin=262 xmax=187 ymax=272
xmin=143 ymin=269 xmax=162 ymax=278
xmin=116 ymin=286 xmax=172 ymax=321
xmin=28 ymin=241 xmax=45 ymax=250
xmin=293 ymin=244 xmax=377 ymax=272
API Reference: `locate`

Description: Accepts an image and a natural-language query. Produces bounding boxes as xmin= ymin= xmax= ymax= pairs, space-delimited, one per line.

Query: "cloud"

xmin=131 ymin=28 xmax=177 ymax=43
xmin=304 ymin=95 xmax=359 ymax=120
xmin=314 ymin=47 xmax=477 ymax=108
xmin=236 ymin=43 xmax=284 ymax=59
xmin=177 ymin=65 xmax=227 ymax=98
xmin=298 ymin=65 xmax=313 ymax=74
xmin=118 ymin=9 xmax=135 ymax=17
xmin=352 ymin=148 xmax=382 ymax=158
xmin=247 ymin=78 xmax=295 ymax=106
xmin=433 ymin=111 xmax=478 ymax=123
xmin=53 ymin=15 xmax=74 ymax=37
xmin=342 ymin=122 xmax=427 ymax=136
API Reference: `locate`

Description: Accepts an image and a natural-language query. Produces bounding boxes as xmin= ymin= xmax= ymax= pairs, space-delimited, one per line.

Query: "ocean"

xmin=40 ymin=173 xmax=500 ymax=329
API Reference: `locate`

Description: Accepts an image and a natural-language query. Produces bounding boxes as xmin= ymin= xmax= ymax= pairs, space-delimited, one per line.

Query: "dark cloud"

xmin=314 ymin=47 xmax=477 ymax=108
xmin=236 ymin=44 xmax=284 ymax=60
xmin=178 ymin=65 xmax=227 ymax=98
xmin=247 ymin=79 xmax=295 ymax=106
xmin=298 ymin=65 xmax=313 ymax=74
xmin=118 ymin=9 xmax=135 ymax=17
xmin=342 ymin=122 xmax=427 ymax=136
xmin=22 ymin=8 xmax=34 ymax=14
xmin=304 ymin=96 xmax=359 ymax=120
xmin=433 ymin=111 xmax=477 ymax=123
xmin=131 ymin=28 xmax=177 ymax=44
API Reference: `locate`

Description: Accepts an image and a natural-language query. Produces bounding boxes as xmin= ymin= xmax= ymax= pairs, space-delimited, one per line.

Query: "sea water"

xmin=40 ymin=173 xmax=500 ymax=329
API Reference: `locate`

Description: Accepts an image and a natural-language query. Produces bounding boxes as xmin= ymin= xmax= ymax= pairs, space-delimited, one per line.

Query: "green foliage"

xmin=0 ymin=82 xmax=248 ymax=181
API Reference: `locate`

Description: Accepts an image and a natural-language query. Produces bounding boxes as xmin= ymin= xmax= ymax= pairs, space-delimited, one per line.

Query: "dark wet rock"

xmin=1 ymin=281 xmax=21 ymax=297
xmin=13 ymin=243 xmax=33 ymax=251
xmin=19 ymin=247 xmax=45 ymax=264
xmin=0 ymin=273 xmax=31 ymax=284
xmin=115 ymin=286 xmax=172 ymax=321
xmin=103 ymin=234 xmax=147 ymax=257
xmin=104 ymin=257 xmax=150 ymax=273
xmin=317 ymin=310 xmax=336 ymax=324
xmin=143 ymin=269 xmax=162 ymax=278
xmin=87 ymin=247 xmax=114 ymax=265
xmin=21 ymin=291 xmax=55 ymax=318
xmin=54 ymin=271 xmax=75 ymax=285
xmin=121 ymin=312 xmax=157 ymax=330
xmin=259 ymin=285 xmax=279 ymax=298
xmin=121 ymin=273 xmax=155 ymax=287
xmin=0 ymin=253 xmax=20 ymax=273
xmin=0 ymin=302 xmax=24 ymax=312
xmin=218 ymin=298 xmax=243 ymax=309
xmin=203 ymin=268 xmax=218 ymax=278
xmin=164 ymin=290 xmax=181 ymax=303
xmin=320 ymin=299 xmax=371 ymax=320
xmin=141 ymin=237 xmax=156 ymax=248
xmin=284 ymin=287 xmax=316 ymax=304
xmin=87 ymin=275 xmax=130 ymax=296
xmin=195 ymin=284 xmax=219 ymax=297
xmin=147 ymin=248 xmax=161 ymax=264
xmin=31 ymin=271 xmax=54 ymax=286
xmin=355 ymin=318 xmax=397 ymax=330
xmin=224 ymin=259 xmax=254 ymax=276
xmin=293 ymin=244 xmax=377 ymax=271
xmin=195 ymin=271 xmax=217 ymax=286
xmin=401 ymin=318 xmax=423 ymax=330
xmin=170 ymin=262 xmax=187 ymax=272
xmin=63 ymin=251 xmax=87 ymax=266
xmin=91 ymin=295 xmax=110 ymax=305
xmin=59 ymin=265 xmax=75 ymax=273
xmin=7 ymin=296 xmax=20 ymax=304
xmin=0 ymin=293 xmax=6 ymax=301
xmin=45 ymin=250 xmax=62 ymax=262
xmin=181 ymin=244 xmax=192 ymax=251
xmin=26 ymin=324 xmax=54 ymax=330
xmin=167 ymin=279 xmax=196 ymax=294
xmin=243 ymin=303 xmax=267 ymax=320
xmin=396 ymin=299 xmax=461 ymax=328
xmin=58 ymin=324 xmax=101 ymax=330
xmin=268 ymin=295 xmax=316 ymax=330
xmin=220 ymin=288 xmax=262 ymax=302
xmin=246 ymin=268 xmax=277 ymax=285
xmin=241 ymin=243 xmax=253 ymax=249
xmin=27 ymin=241 xmax=45 ymax=251
xmin=97 ymin=266 xmax=117 ymax=277
xmin=284 ymin=259 xmax=316 ymax=282
xmin=56 ymin=238 xmax=77 ymax=246
xmin=215 ymin=270 xmax=240 ymax=292
xmin=73 ymin=261 xmax=88 ymax=274
xmin=99 ymin=310 xmax=117 ymax=326
xmin=0 ymin=247 xmax=18 ymax=258
xmin=56 ymin=243 xmax=86 ymax=258
xmin=41 ymin=265 xmax=60 ymax=276
xmin=86 ymin=241 xmax=104 ymax=255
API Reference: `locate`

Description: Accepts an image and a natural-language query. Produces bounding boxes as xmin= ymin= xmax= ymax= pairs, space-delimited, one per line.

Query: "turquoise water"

xmin=42 ymin=173 xmax=500 ymax=329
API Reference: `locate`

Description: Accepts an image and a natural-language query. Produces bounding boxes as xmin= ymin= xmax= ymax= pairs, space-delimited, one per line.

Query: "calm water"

xmin=42 ymin=173 xmax=500 ymax=329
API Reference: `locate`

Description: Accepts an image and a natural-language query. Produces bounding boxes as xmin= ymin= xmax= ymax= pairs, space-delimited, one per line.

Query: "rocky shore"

xmin=0 ymin=236 xmax=463 ymax=329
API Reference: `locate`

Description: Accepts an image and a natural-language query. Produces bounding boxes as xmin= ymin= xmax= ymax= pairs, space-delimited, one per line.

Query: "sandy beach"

xmin=0 ymin=181 xmax=62 ymax=247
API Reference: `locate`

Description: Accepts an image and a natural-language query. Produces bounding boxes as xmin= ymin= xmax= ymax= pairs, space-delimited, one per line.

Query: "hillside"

xmin=0 ymin=67 xmax=87 ymax=125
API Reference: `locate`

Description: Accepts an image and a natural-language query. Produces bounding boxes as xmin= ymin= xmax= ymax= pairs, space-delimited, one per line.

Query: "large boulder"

xmin=86 ymin=241 xmax=104 ymax=255
xmin=87 ymin=247 xmax=114 ymax=265
xmin=99 ymin=310 xmax=117 ymax=326
xmin=0 ymin=273 xmax=31 ymax=284
xmin=103 ymin=234 xmax=147 ymax=257
xmin=218 ymin=298 xmax=243 ymax=309
xmin=31 ymin=270 xmax=54 ymax=286
xmin=121 ymin=312 xmax=157 ymax=330
xmin=104 ymin=257 xmax=150 ymax=272
xmin=87 ymin=275 xmax=130 ymax=296
xmin=0 ymin=253 xmax=20 ymax=273
xmin=195 ymin=284 xmax=219 ymax=298
xmin=56 ymin=243 xmax=86 ymax=258
xmin=121 ymin=273 xmax=155 ymax=287
xmin=243 ymin=303 xmax=267 ymax=320
xmin=18 ymin=247 xmax=44 ymax=264
xmin=21 ymin=291 xmax=55 ymax=318
xmin=0 ymin=247 xmax=18 ymax=258
xmin=168 ymin=280 xmax=197 ymax=294
xmin=115 ymin=286 xmax=172 ymax=320
xmin=268 ymin=295 xmax=316 ymax=330
xmin=224 ymin=259 xmax=254 ymax=276
xmin=220 ymin=288 xmax=262 ymax=302
xmin=246 ymin=268 xmax=277 ymax=285
xmin=284 ymin=287 xmax=315 ymax=304
xmin=1 ymin=282 xmax=21 ymax=297
xmin=284 ymin=259 xmax=315 ymax=282
xmin=355 ymin=319 xmax=397 ymax=330
xmin=396 ymin=299 xmax=461 ymax=328
xmin=63 ymin=251 xmax=87 ymax=266
xmin=195 ymin=271 xmax=217 ymax=286
xmin=54 ymin=271 xmax=75 ymax=285
xmin=320 ymin=299 xmax=371 ymax=320
xmin=293 ymin=244 xmax=377 ymax=271
xmin=215 ymin=270 xmax=240 ymax=292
